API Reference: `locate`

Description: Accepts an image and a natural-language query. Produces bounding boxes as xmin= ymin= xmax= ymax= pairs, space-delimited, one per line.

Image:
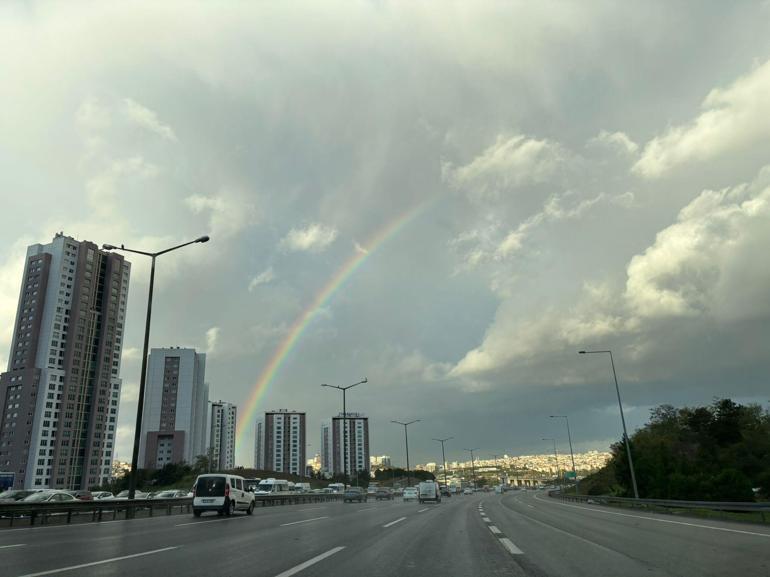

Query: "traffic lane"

xmin=337 ymin=493 xmax=527 ymax=577
xmin=481 ymin=494 xmax=671 ymax=577
xmin=4 ymin=497 xmax=436 ymax=577
xmin=1 ymin=500 xmax=380 ymax=576
xmin=74 ymin=495 xmax=456 ymax=577
xmin=493 ymin=491 xmax=770 ymax=577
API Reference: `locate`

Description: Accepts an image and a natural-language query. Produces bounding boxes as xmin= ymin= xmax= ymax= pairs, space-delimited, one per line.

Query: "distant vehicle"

xmin=366 ymin=486 xmax=377 ymax=495
xmin=66 ymin=490 xmax=93 ymax=501
xmin=463 ymin=488 xmax=473 ymax=495
xmin=114 ymin=490 xmax=149 ymax=500
xmin=0 ymin=489 xmax=39 ymax=502
xmin=92 ymin=491 xmax=114 ymax=500
xmin=23 ymin=490 xmax=76 ymax=503
xmin=343 ymin=486 xmax=367 ymax=503
xmin=292 ymin=482 xmax=311 ymax=493
xmin=375 ymin=487 xmax=394 ymax=500
xmin=418 ymin=481 xmax=441 ymax=504
xmin=243 ymin=478 xmax=262 ymax=492
xmin=403 ymin=487 xmax=418 ymax=502
xmin=151 ymin=490 xmax=188 ymax=499
xmin=327 ymin=483 xmax=345 ymax=494
xmin=192 ymin=474 xmax=255 ymax=517
xmin=440 ymin=487 xmax=452 ymax=497
xmin=254 ymin=478 xmax=290 ymax=495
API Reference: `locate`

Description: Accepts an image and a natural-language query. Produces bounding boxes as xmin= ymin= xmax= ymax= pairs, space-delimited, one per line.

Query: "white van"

xmin=418 ymin=481 xmax=441 ymax=504
xmin=327 ymin=483 xmax=345 ymax=494
xmin=292 ymin=482 xmax=311 ymax=493
xmin=254 ymin=478 xmax=290 ymax=495
xmin=192 ymin=473 xmax=255 ymax=517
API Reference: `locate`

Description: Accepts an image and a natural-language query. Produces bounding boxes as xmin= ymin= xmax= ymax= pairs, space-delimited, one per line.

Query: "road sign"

xmin=564 ymin=471 xmax=576 ymax=479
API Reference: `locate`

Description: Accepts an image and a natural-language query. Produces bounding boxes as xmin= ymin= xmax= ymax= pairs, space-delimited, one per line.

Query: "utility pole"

xmin=392 ymin=420 xmax=420 ymax=487
xmin=322 ymin=378 xmax=368 ymax=489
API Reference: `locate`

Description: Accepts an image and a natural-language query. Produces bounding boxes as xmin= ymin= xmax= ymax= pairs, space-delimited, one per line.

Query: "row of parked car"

xmin=0 ymin=488 xmax=192 ymax=503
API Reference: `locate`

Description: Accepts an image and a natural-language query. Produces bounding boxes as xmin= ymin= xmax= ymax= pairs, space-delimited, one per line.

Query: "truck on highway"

xmin=254 ymin=478 xmax=290 ymax=495
xmin=418 ymin=481 xmax=441 ymax=504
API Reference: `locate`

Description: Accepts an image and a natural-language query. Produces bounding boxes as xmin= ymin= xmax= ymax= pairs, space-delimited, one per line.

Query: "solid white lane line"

xmin=418 ymin=508 xmax=429 ymax=513
xmin=489 ymin=526 xmax=502 ymax=535
xmin=499 ymin=537 xmax=524 ymax=555
xmin=482 ymin=517 xmax=491 ymax=523
xmin=356 ymin=507 xmax=377 ymax=512
xmin=295 ymin=507 xmax=324 ymax=512
xmin=175 ymin=516 xmax=250 ymax=527
xmin=273 ymin=546 xmax=345 ymax=577
xmin=280 ymin=516 xmax=328 ymax=527
xmin=383 ymin=517 xmax=407 ymax=528
xmin=526 ymin=504 xmax=535 ymax=509
xmin=17 ymin=546 xmax=179 ymax=577
xmin=533 ymin=494 xmax=770 ymax=538
xmin=0 ymin=543 xmax=26 ymax=549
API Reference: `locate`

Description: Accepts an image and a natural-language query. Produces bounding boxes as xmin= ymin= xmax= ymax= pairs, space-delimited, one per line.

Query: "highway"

xmin=1 ymin=491 xmax=769 ymax=576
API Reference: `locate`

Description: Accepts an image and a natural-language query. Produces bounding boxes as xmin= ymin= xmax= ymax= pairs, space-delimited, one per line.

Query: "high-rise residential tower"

xmin=254 ymin=419 xmax=264 ymax=470
xmin=138 ymin=347 xmax=208 ymax=469
xmin=0 ymin=233 xmax=130 ymax=490
xmin=261 ymin=410 xmax=305 ymax=476
xmin=209 ymin=401 xmax=236 ymax=470
xmin=320 ymin=412 xmax=369 ymax=478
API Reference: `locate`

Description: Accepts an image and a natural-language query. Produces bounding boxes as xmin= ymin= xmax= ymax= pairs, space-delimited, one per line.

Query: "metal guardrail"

xmin=551 ymin=490 xmax=770 ymax=518
xmin=0 ymin=492 xmax=344 ymax=528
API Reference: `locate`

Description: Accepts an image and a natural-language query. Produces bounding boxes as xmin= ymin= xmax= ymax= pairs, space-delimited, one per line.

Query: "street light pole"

xmin=392 ymin=420 xmax=419 ymax=487
xmin=103 ymin=235 xmax=209 ymax=500
xmin=542 ymin=437 xmax=560 ymax=490
xmin=579 ymin=350 xmax=640 ymax=499
xmin=432 ymin=437 xmax=453 ymax=489
xmin=550 ymin=415 xmax=579 ymax=494
xmin=321 ymin=378 xmax=367 ymax=489
xmin=463 ymin=448 xmax=479 ymax=491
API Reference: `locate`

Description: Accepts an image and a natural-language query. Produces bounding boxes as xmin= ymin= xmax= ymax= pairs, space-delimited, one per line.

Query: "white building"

xmin=138 ymin=347 xmax=209 ymax=469
xmin=0 ymin=233 xmax=130 ymax=490
xmin=261 ymin=410 xmax=306 ymax=476
xmin=321 ymin=413 xmax=369 ymax=477
xmin=209 ymin=401 xmax=237 ymax=470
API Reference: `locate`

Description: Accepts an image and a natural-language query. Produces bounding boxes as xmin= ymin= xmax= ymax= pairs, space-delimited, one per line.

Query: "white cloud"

xmin=588 ymin=130 xmax=638 ymax=155
xmin=625 ymin=170 xmax=770 ymax=318
xmin=206 ymin=326 xmax=220 ymax=355
xmin=123 ymin=98 xmax=178 ymax=142
xmin=444 ymin=134 xmax=567 ymax=199
xmin=248 ymin=266 xmax=275 ymax=291
xmin=634 ymin=58 xmax=770 ymax=178
xmin=185 ymin=190 xmax=258 ymax=239
xmin=280 ymin=223 xmax=338 ymax=253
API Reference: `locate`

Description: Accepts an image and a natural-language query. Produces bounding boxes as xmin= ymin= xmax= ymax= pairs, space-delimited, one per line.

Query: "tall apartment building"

xmin=209 ymin=401 xmax=236 ymax=470
xmin=320 ymin=413 xmax=369 ymax=477
xmin=253 ymin=419 xmax=264 ymax=469
xmin=0 ymin=233 xmax=130 ymax=490
xmin=137 ymin=348 xmax=208 ymax=469
xmin=260 ymin=410 xmax=306 ymax=477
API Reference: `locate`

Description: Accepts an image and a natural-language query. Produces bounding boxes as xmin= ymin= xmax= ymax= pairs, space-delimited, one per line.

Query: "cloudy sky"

xmin=2 ymin=2 xmax=770 ymax=467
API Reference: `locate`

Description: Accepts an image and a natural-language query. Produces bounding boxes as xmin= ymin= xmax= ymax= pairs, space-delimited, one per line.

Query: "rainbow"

xmin=235 ymin=201 xmax=429 ymax=448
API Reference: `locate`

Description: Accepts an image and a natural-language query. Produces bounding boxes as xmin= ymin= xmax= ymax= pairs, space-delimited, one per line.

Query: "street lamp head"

xmin=578 ymin=350 xmax=587 ymax=354
xmin=102 ymin=244 xmax=117 ymax=251
xmin=196 ymin=235 xmax=210 ymax=243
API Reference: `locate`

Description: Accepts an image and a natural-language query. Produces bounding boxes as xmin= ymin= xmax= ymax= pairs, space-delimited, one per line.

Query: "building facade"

xmin=209 ymin=401 xmax=236 ymax=470
xmin=262 ymin=410 xmax=305 ymax=477
xmin=0 ymin=233 xmax=130 ymax=490
xmin=254 ymin=419 xmax=264 ymax=470
xmin=321 ymin=413 xmax=369 ymax=478
xmin=137 ymin=348 xmax=208 ymax=469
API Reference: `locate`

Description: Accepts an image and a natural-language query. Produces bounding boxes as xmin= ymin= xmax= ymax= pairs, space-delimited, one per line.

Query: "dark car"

xmin=67 ymin=490 xmax=94 ymax=501
xmin=343 ymin=487 xmax=367 ymax=503
xmin=375 ymin=488 xmax=394 ymax=501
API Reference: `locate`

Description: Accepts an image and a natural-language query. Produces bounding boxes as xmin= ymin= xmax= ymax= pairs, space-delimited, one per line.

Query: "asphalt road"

xmin=1 ymin=490 xmax=769 ymax=576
